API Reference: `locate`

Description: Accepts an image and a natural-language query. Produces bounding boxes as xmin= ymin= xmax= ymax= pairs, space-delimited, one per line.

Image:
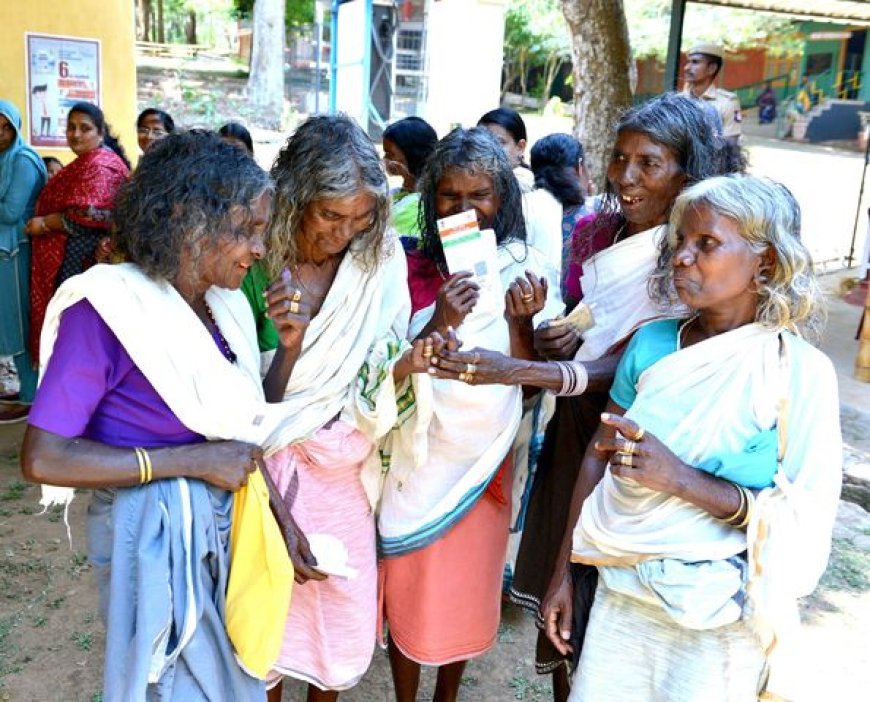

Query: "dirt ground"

xmin=1 ymin=416 xmax=869 ymax=701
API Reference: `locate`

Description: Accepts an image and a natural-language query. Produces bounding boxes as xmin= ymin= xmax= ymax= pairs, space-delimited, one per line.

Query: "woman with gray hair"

xmin=431 ymin=93 xmax=743 ymax=700
xmin=20 ymin=130 xmax=295 ymax=700
xmin=548 ymin=175 xmax=840 ymax=701
xmin=378 ymin=126 xmax=563 ymax=701
xmin=240 ymin=114 xmax=437 ymax=701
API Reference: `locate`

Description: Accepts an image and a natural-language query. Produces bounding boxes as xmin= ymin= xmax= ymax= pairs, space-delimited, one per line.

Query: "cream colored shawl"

xmin=573 ymin=324 xmax=842 ymax=701
xmin=574 ymin=224 xmax=675 ymax=362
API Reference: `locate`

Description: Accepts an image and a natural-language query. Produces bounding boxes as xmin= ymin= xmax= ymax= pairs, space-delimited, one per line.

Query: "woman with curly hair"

xmin=20 ymin=130 xmax=295 ymax=700
xmin=240 ymin=114 xmax=438 ymax=701
xmin=548 ymin=175 xmax=840 ymax=701
xmin=379 ymin=126 xmax=563 ymax=701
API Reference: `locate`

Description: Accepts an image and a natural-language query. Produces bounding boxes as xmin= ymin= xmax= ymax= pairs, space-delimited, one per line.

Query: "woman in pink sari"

xmin=24 ymin=101 xmax=129 ymax=362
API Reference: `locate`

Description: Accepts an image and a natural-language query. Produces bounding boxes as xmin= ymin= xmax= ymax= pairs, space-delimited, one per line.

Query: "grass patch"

xmin=0 ymin=615 xmax=22 ymax=678
xmin=0 ymin=480 xmax=27 ymax=502
xmin=71 ymin=631 xmax=93 ymax=652
xmin=509 ymin=674 xmax=549 ymax=701
xmin=819 ymin=539 xmax=870 ymax=594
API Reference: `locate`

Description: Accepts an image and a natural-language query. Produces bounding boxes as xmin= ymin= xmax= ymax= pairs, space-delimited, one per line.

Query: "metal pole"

xmin=664 ymin=0 xmax=687 ymax=92
xmin=848 ymin=124 xmax=870 ymax=267
xmin=328 ymin=0 xmax=339 ymax=114
xmin=315 ymin=2 xmax=323 ymax=113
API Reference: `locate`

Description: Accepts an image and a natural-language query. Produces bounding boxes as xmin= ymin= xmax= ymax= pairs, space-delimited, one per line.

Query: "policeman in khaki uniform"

xmin=682 ymin=43 xmax=742 ymax=144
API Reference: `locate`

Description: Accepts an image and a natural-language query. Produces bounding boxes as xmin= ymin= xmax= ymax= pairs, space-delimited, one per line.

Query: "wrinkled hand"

xmin=431 ymin=271 xmax=479 ymax=333
xmin=395 ymin=328 xmax=461 ymax=381
xmin=281 ymin=512 xmax=328 ymax=585
xmin=431 ymin=347 xmax=518 ymax=386
xmin=542 ymin=566 xmax=574 ymax=656
xmin=189 ymin=440 xmax=260 ymax=491
xmin=505 ymin=270 xmax=547 ymax=321
xmin=265 ymin=269 xmax=312 ymax=349
xmin=596 ymin=413 xmax=687 ymax=495
xmin=534 ymin=318 xmax=581 ymax=360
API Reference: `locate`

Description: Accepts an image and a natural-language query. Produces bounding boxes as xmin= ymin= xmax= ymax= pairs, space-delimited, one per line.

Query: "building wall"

xmin=423 ymin=0 xmax=508 ymax=135
xmin=0 ymin=1 xmax=137 ymax=165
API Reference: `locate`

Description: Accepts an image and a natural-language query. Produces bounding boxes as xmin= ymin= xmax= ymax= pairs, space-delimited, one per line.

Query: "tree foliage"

xmin=624 ymin=0 xmax=801 ymax=61
xmin=233 ymin=0 xmax=314 ymax=28
xmin=503 ymin=0 xmax=570 ymax=100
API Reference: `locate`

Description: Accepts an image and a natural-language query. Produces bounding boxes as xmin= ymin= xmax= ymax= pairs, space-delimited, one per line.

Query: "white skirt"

xmin=569 ymin=581 xmax=766 ymax=702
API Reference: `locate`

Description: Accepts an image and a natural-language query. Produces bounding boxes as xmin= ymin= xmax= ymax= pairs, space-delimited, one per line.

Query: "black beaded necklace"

xmin=203 ymin=301 xmax=237 ymax=364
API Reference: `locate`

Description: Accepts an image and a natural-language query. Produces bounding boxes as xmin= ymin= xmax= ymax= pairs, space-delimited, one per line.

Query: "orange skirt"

xmin=379 ymin=457 xmax=512 ymax=666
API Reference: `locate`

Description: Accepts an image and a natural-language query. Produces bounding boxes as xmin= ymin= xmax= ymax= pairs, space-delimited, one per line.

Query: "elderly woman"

xmin=20 ymin=130 xmax=297 ymax=700
xmin=546 ymin=175 xmax=841 ymax=701
xmin=379 ymin=126 xmax=562 ymax=701
xmin=434 ymin=93 xmax=742 ymax=700
xmin=382 ymin=116 xmax=438 ymax=244
xmin=0 ymin=100 xmax=47 ymax=422
xmin=240 ymin=115 xmax=433 ymax=701
xmin=25 ymin=101 xmax=130 ymax=364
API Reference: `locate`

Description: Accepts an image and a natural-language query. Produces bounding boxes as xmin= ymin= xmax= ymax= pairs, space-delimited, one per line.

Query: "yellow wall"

xmin=0 ymin=1 xmax=137 ymax=166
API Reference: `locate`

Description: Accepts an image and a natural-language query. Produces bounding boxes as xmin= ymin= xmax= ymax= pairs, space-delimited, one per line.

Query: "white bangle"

xmin=555 ymin=361 xmax=588 ymax=396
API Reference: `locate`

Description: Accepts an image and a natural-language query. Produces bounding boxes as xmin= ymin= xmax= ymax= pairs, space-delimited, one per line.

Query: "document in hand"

xmin=436 ymin=209 xmax=503 ymax=314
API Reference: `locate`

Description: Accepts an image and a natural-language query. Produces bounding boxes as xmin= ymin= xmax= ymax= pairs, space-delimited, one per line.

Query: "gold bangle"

xmin=141 ymin=447 xmax=153 ymax=484
xmin=134 ymin=447 xmax=146 ymax=484
xmin=734 ymin=487 xmax=755 ymax=529
xmin=717 ymin=483 xmax=745 ymax=525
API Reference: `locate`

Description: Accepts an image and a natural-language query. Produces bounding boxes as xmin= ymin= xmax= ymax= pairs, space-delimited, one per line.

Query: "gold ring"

xmin=291 ymin=289 xmax=302 ymax=302
xmin=422 ymin=345 xmax=434 ymax=358
xmin=623 ymin=453 xmax=633 ymax=467
xmin=624 ymin=440 xmax=636 ymax=455
xmin=466 ymin=363 xmax=477 ymax=375
xmin=289 ymin=300 xmax=300 ymax=314
xmin=635 ymin=427 xmax=646 ymax=441
xmin=522 ymin=293 xmax=534 ymax=303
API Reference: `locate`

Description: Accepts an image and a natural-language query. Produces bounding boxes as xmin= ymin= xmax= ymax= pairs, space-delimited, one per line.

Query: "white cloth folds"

xmin=574 ymin=224 xmax=675 ymax=361
xmin=377 ymin=242 xmax=562 ymax=556
xmin=572 ymin=323 xmax=842 ymax=701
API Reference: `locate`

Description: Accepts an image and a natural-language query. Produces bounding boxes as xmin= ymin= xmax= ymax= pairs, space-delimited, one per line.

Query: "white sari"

xmin=377 ymin=242 xmax=563 ymax=557
xmin=574 ymin=224 xmax=677 ymax=362
xmin=572 ymin=324 xmax=842 ymax=700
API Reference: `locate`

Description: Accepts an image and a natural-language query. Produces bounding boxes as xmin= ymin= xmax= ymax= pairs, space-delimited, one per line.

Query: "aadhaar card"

xmin=437 ymin=210 xmax=503 ymax=314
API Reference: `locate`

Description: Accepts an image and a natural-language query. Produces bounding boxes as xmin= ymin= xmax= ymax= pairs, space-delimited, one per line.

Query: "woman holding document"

xmin=378 ymin=127 xmax=562 ymax=701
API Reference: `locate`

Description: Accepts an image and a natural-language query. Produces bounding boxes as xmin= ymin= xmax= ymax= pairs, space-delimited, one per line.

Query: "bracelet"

xmin=134 ymin=447 xmax=153 ymax=484
xmin=717 ymin=483 xmax=746 ymax=525
xmin=40 ymin=218 xmax=48 ymax=233
xmin=554 ymin=361 xmax=589 ymax=396
xmin=734 ymin=487 xmax=755 ymax=529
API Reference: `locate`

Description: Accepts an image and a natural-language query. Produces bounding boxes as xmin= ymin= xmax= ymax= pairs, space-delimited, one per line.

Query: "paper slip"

xmin=549 ymin=302 xmax=596 ymax=333
xmin=436 ymin=210 xmax=502 ymax=314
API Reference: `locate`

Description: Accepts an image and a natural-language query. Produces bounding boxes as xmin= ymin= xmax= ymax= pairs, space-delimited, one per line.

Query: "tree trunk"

xmin=248 ymin=0 xmax=286 ymax=129
xmin=157 ymin=0 xmax=165 ymax=43
xmin=542 ymin=53 xmax=564 ymax=105
xmin=136 ymin=0 xmax=153 ymax=42
xmin=186 ymin=10 xmax=198 ymax=45
xmin=560 ymin=0 xmax=633 ymax=187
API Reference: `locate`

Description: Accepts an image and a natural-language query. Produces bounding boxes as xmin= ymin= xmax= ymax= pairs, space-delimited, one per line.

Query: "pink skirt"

xmin=265 ymin=421 xmax=377 ymax=691
xmin=379 ymin=457 xmax=512 ymax=666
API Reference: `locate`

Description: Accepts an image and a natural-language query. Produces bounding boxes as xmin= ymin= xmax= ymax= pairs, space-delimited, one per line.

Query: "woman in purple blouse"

xmin=19 ymin=131 xmax=302 ymax=701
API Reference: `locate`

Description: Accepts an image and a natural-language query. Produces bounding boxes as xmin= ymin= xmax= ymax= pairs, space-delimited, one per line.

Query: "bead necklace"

xmin=203 ymin=301 xmax=237 ymax=364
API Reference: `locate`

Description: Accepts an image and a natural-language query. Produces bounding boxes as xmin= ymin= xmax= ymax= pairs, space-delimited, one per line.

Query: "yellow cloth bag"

xmin=226 ymin=468 xmax=294 ymax=679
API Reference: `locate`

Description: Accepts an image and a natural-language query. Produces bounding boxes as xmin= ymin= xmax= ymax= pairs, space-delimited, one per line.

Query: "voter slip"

xmin=436 ymin=210 xmax=502 ymax=314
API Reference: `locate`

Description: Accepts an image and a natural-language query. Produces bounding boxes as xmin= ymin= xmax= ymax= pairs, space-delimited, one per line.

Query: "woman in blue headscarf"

xmin=0 ymin=100 xmax=47 ymax=421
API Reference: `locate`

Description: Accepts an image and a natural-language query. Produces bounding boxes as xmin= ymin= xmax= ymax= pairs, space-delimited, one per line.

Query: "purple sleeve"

xmin=29 ymin=300 xmax=126 ymax=438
